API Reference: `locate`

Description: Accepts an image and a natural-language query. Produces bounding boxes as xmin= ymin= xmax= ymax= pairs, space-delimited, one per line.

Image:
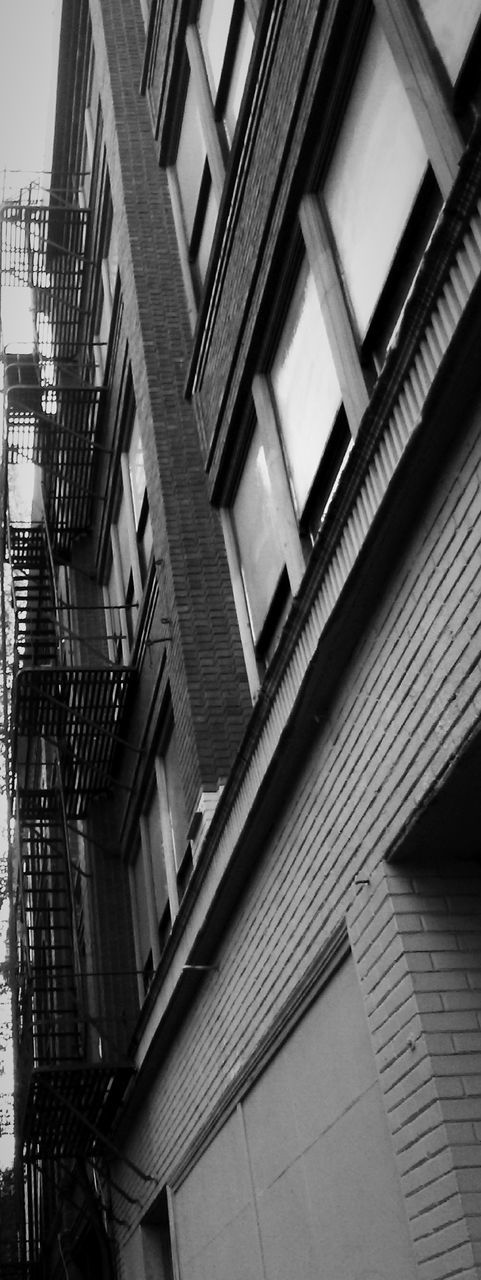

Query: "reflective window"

xmin=106 ymin=216 xmax=119 ymax=300
xmin=176 ymin=74 xmax=207 ymax=243
xmin=224 ymin=8 xmax=255 ymax=145
xmin=145 ymin=786 xmax=169 ymax=921
xmin=197 ymin=181 xmax=220 ymax=283
xmin=174 ymin=2 xmax=255 ymax=301
xmin=132 ymin=844 xmax=151 ymax=975
xmin=117 ymin=488 xmax=133 ymax=600
xmin=128 ymin=415 xmax=147 ymax=528
xmin=324 ymin=15 xmax=428 ymax=339
xmin=231 ymin=425 xmax=285 ymax=643
xmin=127 ymin=415 xmax=153 ymax=584
xmin=105 ymin=557 xmax=124 ymax=663
xmin=105 ymin=411 xmax=152 ymax=660
xmin=271 ymin=259 xmax=341 ymax=516
xmin=415 ymin=0 xmax=481 ymax=80
xmin=198 ymin=0 xmax=236 ymax=99
xmin=164 ymin=730 xmax=189 ymax=872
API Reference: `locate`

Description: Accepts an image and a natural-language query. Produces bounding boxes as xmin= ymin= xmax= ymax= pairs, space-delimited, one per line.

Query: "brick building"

xmin=2 ymin=1 xmax=481 ymax=1278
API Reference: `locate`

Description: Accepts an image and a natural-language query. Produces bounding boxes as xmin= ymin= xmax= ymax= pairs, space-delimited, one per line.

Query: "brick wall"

xmin=349 ymin=858 xmax=481 ymax=1280
xmin=88 ymin=0 xmax=252 ymax=819
xmin=109 ymin=356 xmax=481 ymax=1275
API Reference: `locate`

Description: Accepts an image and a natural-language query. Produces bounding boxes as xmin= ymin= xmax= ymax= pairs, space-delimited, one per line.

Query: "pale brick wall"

xmin=111 ymin=391 xmax=481 ymax=1277
xmin=349 ymin=858 xmax=481 ymax=1280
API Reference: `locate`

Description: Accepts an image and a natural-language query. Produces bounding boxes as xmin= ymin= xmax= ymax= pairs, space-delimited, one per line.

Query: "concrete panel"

xmin=244 ymin=958 xmax=377 ymax=1191
xmin=258 ymin=1084 xmax=417 ymax=1280
xmin=174 ymin=960 xmax=417 ymax=1280
xmin=175 ymin=1109 xmax=253 ymax=1266
xmin=177 ymin=1203 xmax=263 ymax=1280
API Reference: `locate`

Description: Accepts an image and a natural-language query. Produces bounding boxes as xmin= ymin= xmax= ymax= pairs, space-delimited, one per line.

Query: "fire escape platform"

xmin=0 ymin=199 xmax=90 ymax=360
xmin=22 ymin=1062 xmax=134 ymax=1160
xmin=13 ymin=665 xmax=133 ymax=817
xmin=6 ymin=382 xmax=106 ymax=557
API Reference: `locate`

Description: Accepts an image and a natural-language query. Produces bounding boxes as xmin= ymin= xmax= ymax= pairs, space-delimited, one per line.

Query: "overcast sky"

xmin=0 ymin=0 xmax=61 ymax=183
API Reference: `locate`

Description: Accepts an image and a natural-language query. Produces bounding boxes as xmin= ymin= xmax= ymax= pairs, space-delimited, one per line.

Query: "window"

xmin=270 ymin=257 xmax=342 ymax=516
xmin=130 ymin=724 xmax=190 ymax=1002
xmin=131 ymin=842 xmax=154 ymax=992
xmin=105 ymin=407 xmax=153 ymax=660
xmin=144 ymin=783 xmax=170 ymax=933
xmin=323 ymin=13 xmax=428 ymax=342
xmin=104 ymin=556 xmax=126 ymax=664
xmin=92 ymin=180 xmax=119 ymax=382
xmin=176 ymin=73 xmax=211 ymax=250
xmin=116 ymin=482 xmax=137 ymax=642
xmin=139 ymin=0 xmax=151 ymax=29
xmin=220 ymin=1 xmax=465 ymax=688
xmin=197 ymin=0 xmax=255 ymax=144
xmin=198 ymin=0 xmax=236 ymax=99
xmin=126 ymin=414 xmax=153 ymax=586
xmin=82 ymin=39 xmax=100 ymax=209
xmin=230 ymin=422 xmax=287 ymax=648
xmin=174 ymin=66 xmax=220 ymax=292
xmin=224 ymin=9 xmax=255 ymax=144
xmin=226 ymin=264 xmax=349 ymax=674
xmin=156 ymin=727 xmax=192 ymax=900
xmin=163 ymin=729 xmax=189 ymax=879
xmin=413 ymin=0 xmax=481 ymax=82
xmin=172 ymin=1 xmax=256 ymax=302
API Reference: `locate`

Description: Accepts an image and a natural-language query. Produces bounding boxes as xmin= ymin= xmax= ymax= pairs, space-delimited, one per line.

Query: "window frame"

xmin=171 ymin=0 xmax=257 ymax=310
xmin=104 ymin=405 xmax=153 ymax=664
xmin=216 ymin=0 xmax=467 ymax=689
xmin=129 ymin=720 xmax=191 ymax=1004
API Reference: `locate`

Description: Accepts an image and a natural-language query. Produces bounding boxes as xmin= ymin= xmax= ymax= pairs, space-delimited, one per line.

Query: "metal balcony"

xmin=0 ymin=198 xmax=90 ymax=361
xmin=5 ymin=365 xmax=105 ymax=558
xmin=8 ymin=521 xmax=133 ymax=817
xmin=22 ymin=1062 xmax=134 ymax=1160
xmin=13 ymin=665 xmax=132 ymax=819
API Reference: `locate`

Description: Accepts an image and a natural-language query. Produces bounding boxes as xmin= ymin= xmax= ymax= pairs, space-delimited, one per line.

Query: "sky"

xmin=0 ymin=0 xmax=62 ymax=1170
xmin=0 ymin=0 xmax=61 ymax=182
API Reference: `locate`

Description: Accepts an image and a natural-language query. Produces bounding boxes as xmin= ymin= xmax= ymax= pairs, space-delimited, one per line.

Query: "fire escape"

xmin=0 ymin=186 xmax=135 ymax=1272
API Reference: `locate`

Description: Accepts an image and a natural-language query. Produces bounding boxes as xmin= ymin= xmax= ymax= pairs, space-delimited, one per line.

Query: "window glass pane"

xmin=198 ymin=0 xmax=236 ymax=98
xmin=98 ymin=280 xmax=110 ymax=358
xmin=177 ymin=75 xmax=207 ymax=243
xmin=139 ymin=502 xmax=153 ymax=584
xmin=231 ymin=424 xmax=285 ymax=642
xmin=106 ymin=559 xmax=123 ymax=660
xmin=324 ymin=15 xmax=428 ymax=339
xmin=132 ymin=847 xmax=150 ymax=967
xmin=107 ymin=218 xmax=119 ymax=297
xmin=415 ymin=0 xmax=481 ymax=80
xmin=145 ymin=787 xmax=168 ymax=919
xmin=127 ymin=416 xmax=153 ymax=584
xmin=271 ymin=260 xmax=341 ymax=515
xmin=224 ymin=8 xmax=254 ymax=145
xmin=116 ymin=492 xmax=132 ymax=596
xmin=128 ymin=415 xmax=146 ymax=529
xmin=197 ymin=181 xmax=219 ymax=283
xmin=164 ymin=731 xmax=188 ymax=870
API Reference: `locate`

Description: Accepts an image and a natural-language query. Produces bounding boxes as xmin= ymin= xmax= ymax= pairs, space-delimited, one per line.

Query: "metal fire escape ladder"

xmin=17 ymin=765 xmax=134 ymax=1163
xmin=8 ymin=519 xmax=133 ymax=819
xmin=0 ymin=181 xmax=137 ymax=1280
